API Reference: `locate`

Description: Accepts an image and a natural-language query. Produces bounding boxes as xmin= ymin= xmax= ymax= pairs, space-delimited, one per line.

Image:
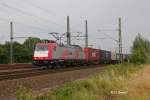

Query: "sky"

xmin=0 ymin=0 xmax=150 ymax=53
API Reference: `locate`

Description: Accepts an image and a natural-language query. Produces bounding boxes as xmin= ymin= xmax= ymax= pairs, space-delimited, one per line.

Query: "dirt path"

xmin=0 ymin=66 xmax=104 ymax=100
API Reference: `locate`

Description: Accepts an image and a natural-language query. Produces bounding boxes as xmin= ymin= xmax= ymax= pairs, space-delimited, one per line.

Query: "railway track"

xmin=0 ymin=65 xmax=104 ymax=81
xmin=0 ymin=64 xmax=34 ymax=70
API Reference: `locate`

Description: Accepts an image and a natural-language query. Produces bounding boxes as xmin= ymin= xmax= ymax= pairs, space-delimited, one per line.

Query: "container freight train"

xmin=32 ymin=40 xmax=128 ymax=68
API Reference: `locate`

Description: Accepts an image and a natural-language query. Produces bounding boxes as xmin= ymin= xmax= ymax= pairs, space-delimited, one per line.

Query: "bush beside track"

xmin=16 ymin=63 xmax=149 ymax=100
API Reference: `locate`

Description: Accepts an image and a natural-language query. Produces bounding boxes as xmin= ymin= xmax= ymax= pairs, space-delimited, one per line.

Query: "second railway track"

xmin=0 ymin=65 xmax=104 ymax=81
xmin=0 ymin=64 xmax=35 ymax=70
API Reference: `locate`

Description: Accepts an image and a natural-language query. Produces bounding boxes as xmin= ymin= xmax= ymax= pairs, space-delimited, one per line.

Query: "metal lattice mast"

xmin=85 ymin=20 xmax=88 ymax=47
xmin=67 ymin=16 xmax=71 ymax=45
xmin=10 ymin=22 xmax=13 ymax=64
xmin=118 ymin=17 xmax=123 ymax=63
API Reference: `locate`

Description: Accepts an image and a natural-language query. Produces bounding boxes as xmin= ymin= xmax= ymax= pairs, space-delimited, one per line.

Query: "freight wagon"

xmin=99 ymin=50 xmax=111 ymax=64
xmin=84 ymin=48 xmax=100 ymax=64
xmin=110 ymin=52 xmax=118 ymax=64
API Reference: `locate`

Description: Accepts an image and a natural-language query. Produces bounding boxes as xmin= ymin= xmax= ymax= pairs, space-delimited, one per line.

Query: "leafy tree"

xmin=0 ymin=37 xmax=40 ymax=64
xmin=3 ymin=41 xmax=11 ymax=57
xmin=130 ymin=34 xmax=150 ymax=64
xmin=23 ymin=37 xmax=40 ymax=52
xmin=0 ymin=47 xmax=9 ymax=64
xmin=12 ymin=42 xmax=30 ymax=63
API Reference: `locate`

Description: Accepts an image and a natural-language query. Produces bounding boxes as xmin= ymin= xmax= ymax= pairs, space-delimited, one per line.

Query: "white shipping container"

xmin=111 ymin=52 xmax=117 ymax=60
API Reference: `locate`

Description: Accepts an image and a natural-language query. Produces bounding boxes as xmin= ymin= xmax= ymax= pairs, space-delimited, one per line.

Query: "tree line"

xmin=0 ymin=37 xmax=40 ymax=64
xmin=0 ymin=34 xmax=150 ymax=64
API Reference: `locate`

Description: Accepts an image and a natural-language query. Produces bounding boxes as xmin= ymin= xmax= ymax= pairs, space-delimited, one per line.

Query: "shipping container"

xmin=99 ymin=50 xmax=111 ymax=64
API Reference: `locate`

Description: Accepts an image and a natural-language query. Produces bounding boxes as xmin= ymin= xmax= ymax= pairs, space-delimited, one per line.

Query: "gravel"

xmin=0 ymin=65 xmax=104 ymax=100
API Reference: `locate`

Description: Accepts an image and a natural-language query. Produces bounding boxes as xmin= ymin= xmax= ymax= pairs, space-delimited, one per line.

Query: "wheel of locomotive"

xmin=46 ymin=63 xmax=53 ymax=69
xmin=60 ymin=62 xmax=65 ymax=68
xmin=57 ymin=64 xmax=62 ymax=69
xmin=52 ymin=63 xmax=60 ymax=69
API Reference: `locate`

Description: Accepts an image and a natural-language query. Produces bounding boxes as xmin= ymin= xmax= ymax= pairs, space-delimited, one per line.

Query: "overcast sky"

xmin=0 ymin=0 xmax=150 ymax=53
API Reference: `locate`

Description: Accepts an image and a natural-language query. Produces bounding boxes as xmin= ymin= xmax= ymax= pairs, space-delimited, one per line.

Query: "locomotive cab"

xmin=32 ymin=40 xmax=56 ymax=66
xmin=34 ymin=44 xmax=49 ymax=59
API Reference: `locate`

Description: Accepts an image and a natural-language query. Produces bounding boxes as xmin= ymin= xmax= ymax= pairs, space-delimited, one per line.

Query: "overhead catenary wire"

xmin=0 ymin=1 xmax=67 ymax=29
xmin=0 ymin=17 xmax=50 ymax=32
xmin=0 ymin=1 xmax=82 ymax=35
xmin=0 ymin=1 xmax=85 ymax=45
xmin=0 ymin=17 xmax=49 ymax=43
xmin=0 ymin=19 xmax=46 ymax=41
xmin=0 ymin=16 xmax=59 ymax=44
xmin=98 ymin=31 xmax=118 ymax=42
xmin=20 ymin=0 xmax=59 ymax=18
xmin=0 ymin=16 xmax=47 ymax=32
xmin=13 ymin=0 xmax=82 ymax=33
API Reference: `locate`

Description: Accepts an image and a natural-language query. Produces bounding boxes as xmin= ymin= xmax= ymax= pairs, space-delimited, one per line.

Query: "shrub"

xmin=130 ymin=34 xmax=150 ymax=64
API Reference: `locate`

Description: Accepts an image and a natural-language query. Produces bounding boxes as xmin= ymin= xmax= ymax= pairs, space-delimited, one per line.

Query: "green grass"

xmin=16 ymin=86 xmax=34 ymax=100
xmin=16 ymin=63 xmax=145 ymax=100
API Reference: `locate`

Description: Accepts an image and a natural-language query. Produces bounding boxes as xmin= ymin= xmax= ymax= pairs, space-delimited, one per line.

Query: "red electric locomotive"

xmin=32 ymin=40 xmax=85 ymax=68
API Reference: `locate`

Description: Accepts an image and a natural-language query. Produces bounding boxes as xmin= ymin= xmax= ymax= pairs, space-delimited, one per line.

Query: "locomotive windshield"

xmin=35 ymin=45 xmax=48 ymax=51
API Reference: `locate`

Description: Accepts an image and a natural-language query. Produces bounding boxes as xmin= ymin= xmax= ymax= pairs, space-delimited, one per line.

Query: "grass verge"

xmin=17 ymin=63 xmax=149 ymax=100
